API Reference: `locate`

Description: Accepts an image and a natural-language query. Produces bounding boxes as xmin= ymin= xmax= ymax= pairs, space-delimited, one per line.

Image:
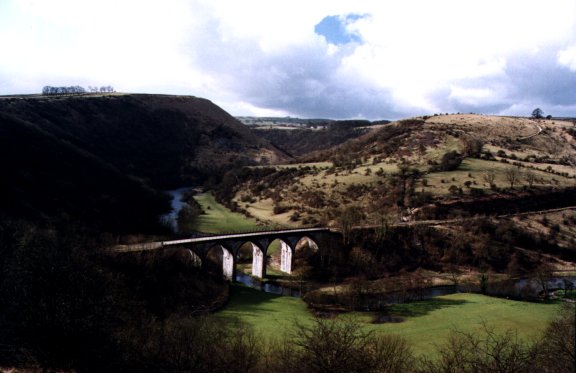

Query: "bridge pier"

xmin=222 ymin=247 xmax=235 ymax=281
xmin=280 ymin=240 xmax=293 ymax=274
xmin=251 ymin=243 xmax=266 ymax=278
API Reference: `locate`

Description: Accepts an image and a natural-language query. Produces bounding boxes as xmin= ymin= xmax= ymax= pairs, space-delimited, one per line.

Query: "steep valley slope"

xmin=0 ymin=94 xmax=288 ymax=232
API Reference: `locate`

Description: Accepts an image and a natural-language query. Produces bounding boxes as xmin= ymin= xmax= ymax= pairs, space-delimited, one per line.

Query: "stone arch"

xmin=265 ymin=238 xmax=294 ymax=274
xmin=281 ymin=236 xmax=319 ymax=274
xmin=186 ymin=248 xmax=202 ymax=268
xmin=235 ymin=241 xmax=266 ymax=279
xmin=295 ymin=236 xmax=319 ymax=254
xmin=206 ymin=244 xmax=235 ymax=281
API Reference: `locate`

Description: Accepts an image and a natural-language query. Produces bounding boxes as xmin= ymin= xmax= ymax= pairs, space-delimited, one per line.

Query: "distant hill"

xmin=0 ymin=94 xmax=288 ymax=232
xmin=249 ymin=119 xmax=390 ymax=157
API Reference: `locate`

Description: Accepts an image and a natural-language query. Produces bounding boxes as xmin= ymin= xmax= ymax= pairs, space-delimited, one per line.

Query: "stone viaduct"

xmin=111 ymin=228 xmax=337 ymax=281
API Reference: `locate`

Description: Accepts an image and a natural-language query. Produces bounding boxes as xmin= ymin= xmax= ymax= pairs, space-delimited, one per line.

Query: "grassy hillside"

xmin=233 ymin=115 xmax=576 ymax=228
xmin=192 ymin=192 xmax=265 ymax=233
xmin=221 ymin=114 xmax=576 ymax=278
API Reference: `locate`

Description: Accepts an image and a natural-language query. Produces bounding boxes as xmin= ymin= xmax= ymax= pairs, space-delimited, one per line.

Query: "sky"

xmin=1 ymin=0 xmax=575 ymax=120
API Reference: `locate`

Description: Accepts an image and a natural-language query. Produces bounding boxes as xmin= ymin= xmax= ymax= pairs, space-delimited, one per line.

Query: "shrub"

xmin=448 ymin=185 xmax=461 ymax=195
xmin=435 ymin=151 xmax=463 ymax=171
xmin=273 ymin=205 xmax=289 ymax=215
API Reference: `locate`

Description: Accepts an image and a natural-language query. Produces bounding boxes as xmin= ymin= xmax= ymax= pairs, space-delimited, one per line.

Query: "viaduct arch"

xmin=111 ymin=228 xmax=335 ymax=281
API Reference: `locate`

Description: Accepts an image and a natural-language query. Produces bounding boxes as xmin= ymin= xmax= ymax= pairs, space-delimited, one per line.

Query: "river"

xmin=235 ymin=272 xmax=302 ymax=297
xmin=161 ymin=187 xmax=191 ymax=233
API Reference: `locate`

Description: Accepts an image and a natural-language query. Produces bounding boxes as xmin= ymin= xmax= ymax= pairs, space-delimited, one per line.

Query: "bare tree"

xmin=267 ymin=317 xmax=415 ymax=373
xmin=421 ymin=324 xmax=540 ymax=373
xmin=483 ymin=171 xmax=496 ymax=188
xmin=337 ymin=205 xmax=365 ymax=244
xmin=533 ymin=261 xmax=554 ymax=300
xmin=535 ymin=303 xmax=576 ymax=372
xmin=525 ymin=170 xmax=537 ymax=188
xmin=505 ymin=167 xmax=520 ymax=189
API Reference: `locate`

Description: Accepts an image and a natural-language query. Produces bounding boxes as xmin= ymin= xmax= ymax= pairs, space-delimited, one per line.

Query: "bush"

xmin=448 ymin=185 xmax=462 ymax=195
xmin=273 ymin=204 xmax=289 ymax=215
xmin=434 ymin=151 xmax=463 ymax=172
xmin=421 ymin=325 xmax=539 ymax=373
xmin=462 ymin=137 xmax=484 ymax=158
xmin=266 ymin=318 xmax=415 ymax=373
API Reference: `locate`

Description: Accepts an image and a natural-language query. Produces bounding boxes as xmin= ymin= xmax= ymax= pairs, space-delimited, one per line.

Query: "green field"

xmin=357 ymin=293 xmax=558 ymax=355
xmin=193 ymin=192 xmax=265 ymax=233
xmin=216 ymin=285 xmax=312 ymax=339
xmin=216 ymin=286 xmax=560 ymax=355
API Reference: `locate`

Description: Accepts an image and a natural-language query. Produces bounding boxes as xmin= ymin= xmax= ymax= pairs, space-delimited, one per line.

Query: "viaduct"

xmin=110 ymin=228 xmax=338 ymax=281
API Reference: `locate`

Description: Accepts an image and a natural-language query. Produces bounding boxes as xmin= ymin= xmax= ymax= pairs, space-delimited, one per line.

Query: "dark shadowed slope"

xmin=0 ymin=94 xmax=289 ymax=188
xmin=0 ymin=111 xmax=170 ymax=233
xmin=0 ymin=94 xmax=288 ymax=232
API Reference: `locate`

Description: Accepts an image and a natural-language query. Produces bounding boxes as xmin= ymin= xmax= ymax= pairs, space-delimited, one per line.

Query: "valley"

xmin=1 ymin=94 xmax=576 ymax=371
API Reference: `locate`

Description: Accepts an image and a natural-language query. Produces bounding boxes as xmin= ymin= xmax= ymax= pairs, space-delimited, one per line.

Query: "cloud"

xmin=558 ymin=47 xmax=576 ymax=71
xmin=0 ymin=0 xmax=575 ymax=119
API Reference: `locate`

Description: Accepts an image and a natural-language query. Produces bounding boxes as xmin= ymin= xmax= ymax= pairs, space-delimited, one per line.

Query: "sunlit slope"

xmin=236 ymin=114 xmax=576 ymax=227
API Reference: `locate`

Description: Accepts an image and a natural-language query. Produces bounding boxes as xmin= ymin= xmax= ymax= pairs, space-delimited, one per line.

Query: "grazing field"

xmin=215 ymin=285 xmax=313 ymax=338
xmin=217 ymin=286 xmax=560 ymax=355
xmin=354 ymin=293 xmax=559 ymax=355
xmin=193 ymin=192 xmax=265 ymax=233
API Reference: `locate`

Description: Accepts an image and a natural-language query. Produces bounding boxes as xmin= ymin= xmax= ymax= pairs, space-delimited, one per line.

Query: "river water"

xmin=235 ymin=274 xmax=576 ymax=304
xmin=235 ymin=272 xmax=302 ymax=297
xmin=514 ymin=276 xmax=576 ymax=291
xmin=161 ymin=187 xmax=191 ymax=233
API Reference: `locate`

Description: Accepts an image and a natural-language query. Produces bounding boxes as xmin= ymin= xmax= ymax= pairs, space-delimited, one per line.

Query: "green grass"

xmin=216 ymin=288 xmax=560 ymax=355
xmin=239 ymin=197 xmax=296 ymax=228
xmin=363 ymin=293 xmax=559 ymax=355
xmin=215 ymin=284 xmax=313 ymax=338
xmin=193 ymin=192 xmax=264 ymax=233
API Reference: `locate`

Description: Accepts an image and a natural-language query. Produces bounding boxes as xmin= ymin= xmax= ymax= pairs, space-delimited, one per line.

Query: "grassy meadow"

xmin=193 ymin=192 xmax=265 ymax=233
xmin=216 ymin=286 xmax=560 ymax=356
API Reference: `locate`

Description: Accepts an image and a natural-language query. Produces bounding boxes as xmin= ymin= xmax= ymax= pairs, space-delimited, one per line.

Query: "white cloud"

xmin=558 ymin=47 xmax=576 ymax=71
xmin=0 ymin=0 xmax=575 ymax=119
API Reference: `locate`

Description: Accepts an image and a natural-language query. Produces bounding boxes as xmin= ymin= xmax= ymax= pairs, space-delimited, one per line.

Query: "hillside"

xmin=0 ymin=94 xmax=288 ymax=188
xmin=251 ymin=119 xmax=388 ymax=157
xmin=0 ymin=94 xmax=288 ymax=232
xmin=231 ymin=114 xmax=576 ymax=227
